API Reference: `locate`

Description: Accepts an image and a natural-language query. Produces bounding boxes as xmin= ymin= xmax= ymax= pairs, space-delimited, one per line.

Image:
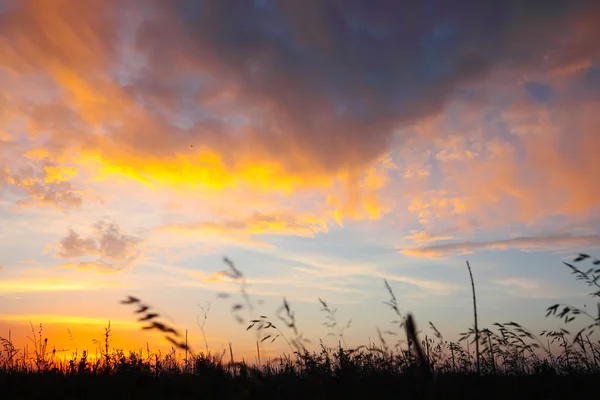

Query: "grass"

xmin=1 ymin=254 xmax=600 ymax=399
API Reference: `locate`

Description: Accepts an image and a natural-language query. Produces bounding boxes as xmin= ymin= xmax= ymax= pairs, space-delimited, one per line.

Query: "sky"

xmin=1 ymin=0 xmax=600 ymax=361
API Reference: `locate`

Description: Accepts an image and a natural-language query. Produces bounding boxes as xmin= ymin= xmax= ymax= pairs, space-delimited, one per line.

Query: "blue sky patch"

xmin=524 ymin=80 xmax=554 ymax=103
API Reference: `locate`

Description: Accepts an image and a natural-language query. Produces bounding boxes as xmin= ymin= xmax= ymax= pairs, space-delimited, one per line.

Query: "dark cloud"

xmin=126 ymin=0 xmax=600 ymax=175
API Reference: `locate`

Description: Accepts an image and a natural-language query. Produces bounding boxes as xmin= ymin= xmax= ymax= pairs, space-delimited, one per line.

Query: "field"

xmin=1 ymin=254 xmax=599 ymax=399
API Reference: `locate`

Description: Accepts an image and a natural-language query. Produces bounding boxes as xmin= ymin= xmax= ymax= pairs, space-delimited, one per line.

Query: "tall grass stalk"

xmin=467 ymin=260 xmax=481 ymax=375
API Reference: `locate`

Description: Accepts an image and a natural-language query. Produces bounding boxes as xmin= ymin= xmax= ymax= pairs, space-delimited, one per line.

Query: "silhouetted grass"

xmin=1 ymin=254 xmax=600 ymax=399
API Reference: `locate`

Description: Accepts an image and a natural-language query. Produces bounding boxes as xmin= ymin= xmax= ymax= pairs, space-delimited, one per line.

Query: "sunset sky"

xmin=1 ymin=0 xmax=600 ymax=360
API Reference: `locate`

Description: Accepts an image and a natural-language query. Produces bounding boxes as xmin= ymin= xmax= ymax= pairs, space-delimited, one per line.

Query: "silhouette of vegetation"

xmin=0 ymin=255 xmax=599 ymax=399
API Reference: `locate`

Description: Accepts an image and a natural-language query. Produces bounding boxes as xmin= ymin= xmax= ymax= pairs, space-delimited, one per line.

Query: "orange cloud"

xmin=508 ymin=102 xmax=600 ymax=216
xmin=326 ymin=155 xmax=398 ymax=225
xmin=547 ymin=60 xmax=593 ymax=78
xmin=160 ymin=211 xmax=328 ymax=242
xmin=59 ymin=262 xmax=131 ymax=275
xmin=404 ymin=230 xmax=454 ymax=244
xmin=400 ymin=86 xmax=600 ymax=238
xmin=202 ymin=270 xmax=234 ymax=283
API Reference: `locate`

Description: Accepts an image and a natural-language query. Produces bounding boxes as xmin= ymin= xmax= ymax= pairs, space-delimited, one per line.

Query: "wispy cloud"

xmin=0 ymin=314 xmax=137 ymax=327
xmin=0 ymin=277 xmax=124 ymax=293
xmin=494 ymin=278 xmax=573 ymax=300
xmin=404 ymin=230 xmax=454 ymax=244
xmin=160 ymin=212 xmax=328 ymax=238
xmin=402 ymin=234 xmax=600 ymax=259
xmin=384 ymin=275 xmax=460 ymax=296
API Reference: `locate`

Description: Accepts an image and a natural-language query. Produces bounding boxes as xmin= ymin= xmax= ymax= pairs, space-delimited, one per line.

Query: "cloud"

xmin=59 ymin=261 xmax=121 ymax=274
xmin=202 ymin=270 xmax=233 ymax=283
xmin=130 ymin=0 xmax=598 ymax=178
xmin=2 ymin=0 xmax=598 ymax=222
xmin=0 ymin=314 xmax=136 ymax=327
xmin=434 ymin=136 xmax=480 ymax=162
xmin=159 ymin=212 xmax=330 ymax=249
xmin=1 ymin=0 xmax=599 ymax=239
xmin=265 ymin=251 xmax=460 ymax=297
xmin=401 ymin=234 xmax=600 ymax=258
xmin=0 ymin=143 xmax=83 ymax=209
xmin=57 ymin=230 xmax=98 ymax=258
xmin=494 ymin=278 xmax=569 ymax=299
xmin=55 ymin=221 xmax=142 ymax=272
xmin=0 ymin=276 xmax=124 ymax=293
xmin=16 ymin=180 xmax=83 ymax=209
xmin=398 ymin=89 xmax=600 ymax=235
xmin=506 ymin=102 xmax=600 ymax=217
xmin=404 ymin=230 xmax=454 ymax=244
xmin=374 ymin=272 xmax=460 ymax=296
